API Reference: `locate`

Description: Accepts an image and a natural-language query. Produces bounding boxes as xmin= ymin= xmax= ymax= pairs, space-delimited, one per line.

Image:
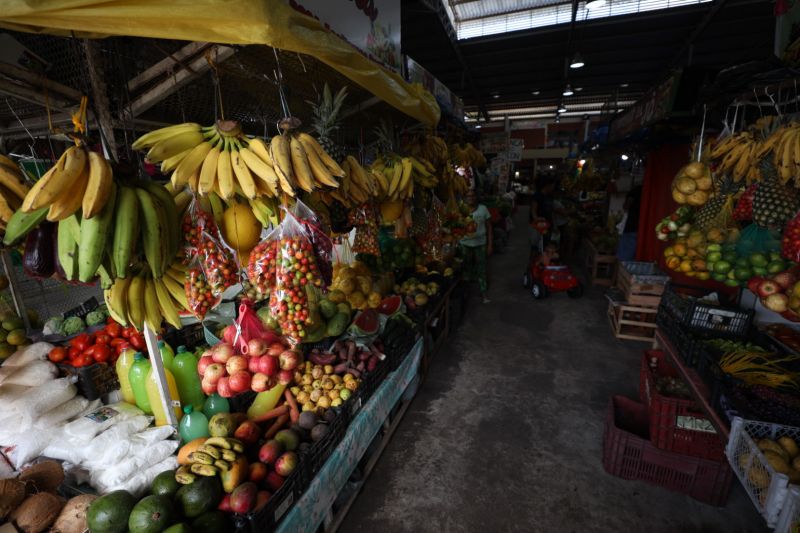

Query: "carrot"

xmin=284 ymin=390 xmax=300 ymax=423
xmin=264 ymin=413 xmax=290 ymax=439
xmin=251 ymin=403 xmax=289 ymax=423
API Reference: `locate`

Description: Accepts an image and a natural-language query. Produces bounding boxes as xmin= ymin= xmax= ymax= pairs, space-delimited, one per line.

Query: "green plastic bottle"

xmin=178 ymin=405 xmax=209 ymax=443
xmin=203 ymin=393 xmax=230 ymax=418
xmin=172 ymin=345 xmax=205 ymax=410
xmin=158 ymin=340 xmax=176 ymax=373
xmin=114 ymin=344 xmax=136 ymax=405
xmin=128 ymin=353 xmax=153 ymax=415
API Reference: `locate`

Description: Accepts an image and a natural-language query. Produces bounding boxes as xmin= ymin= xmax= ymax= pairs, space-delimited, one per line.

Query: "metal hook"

xmin=765 ymin=86 xmax=782 ymax=118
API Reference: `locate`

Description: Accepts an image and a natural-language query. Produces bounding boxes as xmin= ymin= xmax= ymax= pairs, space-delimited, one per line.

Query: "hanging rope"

xmin=71 ymin=95 xmax=88 ymax=136
xmin=205 ymin=47 xmax=225 ymax=120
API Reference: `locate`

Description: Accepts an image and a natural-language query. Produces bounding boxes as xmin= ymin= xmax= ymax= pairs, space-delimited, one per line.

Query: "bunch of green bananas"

xmin=175 ymin=437 xmax=246 ymax=484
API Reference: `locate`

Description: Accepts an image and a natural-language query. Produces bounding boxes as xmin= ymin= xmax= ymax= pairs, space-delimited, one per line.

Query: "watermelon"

xmin=349 ymin=309 xmax=380 ymax=336
xmin=378 ymin=295 xmax=404 ymax=316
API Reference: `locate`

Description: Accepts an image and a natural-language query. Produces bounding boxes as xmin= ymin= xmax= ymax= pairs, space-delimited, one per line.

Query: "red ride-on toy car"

xmin=523 ymin=261 xmax=583 ymax=299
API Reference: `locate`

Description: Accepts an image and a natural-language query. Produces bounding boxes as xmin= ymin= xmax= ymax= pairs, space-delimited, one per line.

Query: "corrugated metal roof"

xmin=450 ymin=0 xmax=566 ymax=22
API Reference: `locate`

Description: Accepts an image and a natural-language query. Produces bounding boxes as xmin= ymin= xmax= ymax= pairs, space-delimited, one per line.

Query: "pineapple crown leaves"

xmin=307 ymin=83 xmax=349 ymax=137
xmin=373 ymin=119 xmax=395 ymax=153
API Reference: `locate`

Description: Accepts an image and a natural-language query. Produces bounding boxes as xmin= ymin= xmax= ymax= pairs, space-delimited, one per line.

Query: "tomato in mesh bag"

xmin=184 ymin=265 xmax=221 ymax=319
xmin=181 ymin=199 xmax=221 ymax=265
xmin=199 ymin=231 xmax=238 ymax=296
xmin=783 ymin=213 xmax=800 ymax=262
xmin=733 ymin=183 xmax=757 ymax=222
xmin=247 ymin=237 xmax=278 ymax=299
xmin=290 ymin=201 xmax=333 ymax=287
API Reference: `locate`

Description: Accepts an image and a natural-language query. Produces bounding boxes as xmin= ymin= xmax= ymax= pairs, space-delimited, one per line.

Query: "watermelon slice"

xmin=378 ymin=295 xmax=404 ymax=316
xmin=350 ymin=309 xmax=380 ymax=336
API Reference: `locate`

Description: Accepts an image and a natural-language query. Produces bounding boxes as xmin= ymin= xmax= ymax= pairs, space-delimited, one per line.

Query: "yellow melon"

xmin=222 ymin=203 xmax=262 ymax=256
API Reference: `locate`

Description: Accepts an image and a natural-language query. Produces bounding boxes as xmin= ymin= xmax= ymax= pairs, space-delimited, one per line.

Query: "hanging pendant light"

xmin=563 ymin=84 xmax=574 ymax=96
xmin=557 ymin=103 xmax=567 ymax=113
xmin=570 ymin=53 xmax=585 ymax=69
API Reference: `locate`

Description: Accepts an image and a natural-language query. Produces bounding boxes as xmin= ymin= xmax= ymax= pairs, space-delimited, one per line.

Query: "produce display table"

xmin=276 ymin=338 xmax=423 ymax=533
xmin=654 ymin=329 xmax=731 ymax=440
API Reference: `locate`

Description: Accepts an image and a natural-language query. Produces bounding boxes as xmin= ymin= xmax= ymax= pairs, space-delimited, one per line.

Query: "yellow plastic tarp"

xmin=0 ymin=0 xmax=440 ymax=126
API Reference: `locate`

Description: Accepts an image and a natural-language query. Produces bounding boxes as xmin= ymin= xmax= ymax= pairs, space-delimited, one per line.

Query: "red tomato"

xmin=91 ymin=344 xmax=111 ymax=363
xmin=48 ymin=346 xmax=67 ymax=363
xmin=69 ymin=333 xmax=91 ymax=351
xmin=113 ymin=340 xmax=130 ymax=356
xmin=110 ymin=337 xmax=127 ymax=349
xmin=68 ymin=346 xmax=81 ymax=359
xmin=95 ymin=333 xmax=112 ymax=345
xmin=121 ymin=327 xmax=136 ymax=339
xmin=129 ymin=334 xmax=146 ymax=351
xmin=105 ymin=322 xmax=122 ymax=338
xmin=73 ymin=354 xmax=93 ymax=367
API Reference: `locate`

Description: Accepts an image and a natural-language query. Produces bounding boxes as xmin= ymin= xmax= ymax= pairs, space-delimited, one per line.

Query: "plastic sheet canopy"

xmin=0 ymin=0 xmax=440 ymax=126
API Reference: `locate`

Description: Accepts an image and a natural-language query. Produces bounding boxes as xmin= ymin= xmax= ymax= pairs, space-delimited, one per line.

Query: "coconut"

xmin=18 ymin=460 xmax=64 ymax=494
xmin=675 ymin=176 xmax=697 ymax=195
xmin=51 ymin=494 xmax=97 ymax=533
xmin=11 ymin=492 xmax=64 ymax=533
xmin=0 ymin=478 xmax=26 ymax=519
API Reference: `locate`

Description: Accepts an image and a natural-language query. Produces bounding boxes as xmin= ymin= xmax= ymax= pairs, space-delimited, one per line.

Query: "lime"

xmin=707 ymin=252 xmax=723 ymax=263
xmin=749 ymin=253 xmax=768 ymax=267
xmin=723 ymin=253 xmax=738 ymax=264
xmin=735 ymin=257 xmax=750 ymax=268
xmin=727 ymin=269 xmax=737 ymax=280
xmin=712 ymin=273 xmax=727 ymax=282
xmin=707 ymin=244 xmax=722 ymax=253
xmin=753 ymin=266 xmax=768 ymax=276
xmin=767 ymin=260 xmax=787 ymax=274
xmin=770 ymin=251 xmax=783 ymax=262
xmin=724 ymin=279 xmax=741 ymax=287
xmin=714 ymin=261 xmax=732 ymax=274
xmin=735 ymin=267 xmax=753 ymax=281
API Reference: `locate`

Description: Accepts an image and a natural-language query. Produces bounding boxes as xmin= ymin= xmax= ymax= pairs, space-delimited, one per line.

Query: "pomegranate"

xmin=226 ymin=355 xmax=248 ymax=375
xmin=259 ymin=355 xmax=279 ymax=376
xmin=267 ymin=342 xmax=284 ymax=357
xmin=278 ymin=349 xmax=302 ymax=371
xmin=251 ymin=372 xmax=270 ymax=393
xmin=229 ymin=370 xmax=252 ymax=393
xmin=247 ymin=338 xmax=268 ymax=357
xmin=212 ymin=342 xmax=234 ymax=364
xmin=204 ymin=363 xmax=226 ymax=385
xmin=217 ymin=376 xmax=234 ymax=398
xmin=197 ymin=355 xmax=214 ymax=376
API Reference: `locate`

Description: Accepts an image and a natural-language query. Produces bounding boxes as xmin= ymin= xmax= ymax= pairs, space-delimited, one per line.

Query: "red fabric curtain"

xmin=636 ymin=143 xmax=690 ymax=262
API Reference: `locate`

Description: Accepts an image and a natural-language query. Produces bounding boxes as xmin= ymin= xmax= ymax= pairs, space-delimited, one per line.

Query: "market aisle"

xmin=342 ymin=208 xmax=767 ymax=533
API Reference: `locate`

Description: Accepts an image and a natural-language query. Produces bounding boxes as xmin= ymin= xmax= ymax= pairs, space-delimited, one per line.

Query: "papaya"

xmin=177 ymin=438 xmax=208 ymax=466
xmin=220 ymin=455 xmax=249 ymax=493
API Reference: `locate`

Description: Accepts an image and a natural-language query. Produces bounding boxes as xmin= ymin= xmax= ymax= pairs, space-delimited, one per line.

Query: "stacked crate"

xmin=608 ymin=262 xmax=669 ymax=343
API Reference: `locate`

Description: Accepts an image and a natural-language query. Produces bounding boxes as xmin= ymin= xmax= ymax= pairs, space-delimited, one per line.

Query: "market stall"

xmin=0 ymin=8 xmax=489 ymax=531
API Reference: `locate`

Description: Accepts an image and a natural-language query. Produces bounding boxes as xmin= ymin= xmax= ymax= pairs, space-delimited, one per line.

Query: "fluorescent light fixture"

xmin=621 ymin=154 xmax=629 ymax=160
xmin=475 ymin=125 xmax=481 ymax=129
xmin=586 ymin=0 xmax=607 ymax=9
xmin=620 ymin=83 xmax=629 ymax=88
xmin=575 ymin=87 xmax=583 ymax=92
xmin=563 ymin=84 xmax=574 ymax=96
xmin=557 ymin=103 xmax=567 ymax=113
xmin=492 ymin=92 xmax=500 ymax=99
xmin=532 ymin=90 xmax=540 ymax=95
xmin=570 ymin=53 xmax=584 ymax=69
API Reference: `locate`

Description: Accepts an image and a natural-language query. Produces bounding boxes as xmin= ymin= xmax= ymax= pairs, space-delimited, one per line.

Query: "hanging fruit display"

xmin=670 ymin=162 xmax=713 ymax=206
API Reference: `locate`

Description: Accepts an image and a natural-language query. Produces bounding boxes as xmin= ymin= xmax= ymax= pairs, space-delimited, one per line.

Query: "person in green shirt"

xmin=461 ymin=190 xmax=492 ymax=303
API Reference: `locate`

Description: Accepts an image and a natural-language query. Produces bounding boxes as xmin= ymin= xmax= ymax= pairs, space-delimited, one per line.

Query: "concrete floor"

xmin=342 ymin=210 xmax=768 ymax=533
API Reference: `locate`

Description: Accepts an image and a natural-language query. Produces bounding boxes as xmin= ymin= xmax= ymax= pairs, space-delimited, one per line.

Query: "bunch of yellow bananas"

xmin=0 ymin=155 xmax=32 ymax=231
xmin=18 ymin=144 xmax=114 ymax=223
xmin=331 ymin=155 xmax=384 ymax=206
xmin=710 ymin=131 xmax=762 ymax=184
xmin=450 ymin=143 xmax=486 ymax=168
xmin=406 ymin=134 xmax=449 ymax=168
xmin=370 ymin=155 xmax=436 ymax=201
xmin=133 ymin=121 xmax=344 ymax=199
xmin=710 ymin=120 xmax=800 ymax=185
xmin=105 ymin=259 xmax=188 ymax=331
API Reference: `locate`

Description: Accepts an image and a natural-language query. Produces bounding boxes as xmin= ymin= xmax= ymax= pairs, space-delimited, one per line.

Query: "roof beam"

xmin=127 ymin=41 xmax=210 ymax=93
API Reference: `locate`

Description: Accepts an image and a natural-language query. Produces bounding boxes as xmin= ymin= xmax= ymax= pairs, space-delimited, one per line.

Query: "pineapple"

xmin=309 ymin=83 xmax=348 ymax=162
xmin=694 ymin=175 xmax=737 ymax=231
xmin=373 ymin=119 xmax=395 ymax=155
xmin=753 ymin=160 xmax=800 ymax=228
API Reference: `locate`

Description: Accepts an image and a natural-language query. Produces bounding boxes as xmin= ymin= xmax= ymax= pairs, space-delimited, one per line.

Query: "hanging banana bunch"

xmin=406 ymin=134 xmax=450 ymax=169
xmin=0 ymin=155 xmax=32 ymax=235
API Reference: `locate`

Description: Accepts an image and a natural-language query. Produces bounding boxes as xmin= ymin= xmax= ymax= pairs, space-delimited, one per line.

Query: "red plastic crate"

xmin=639 ymin=350 xmax=726 ymax=461
xmin=603 ymin=395 xmax=733 ymax=506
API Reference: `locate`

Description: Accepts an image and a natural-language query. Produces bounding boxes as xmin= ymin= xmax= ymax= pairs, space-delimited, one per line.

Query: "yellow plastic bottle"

xmin=115 ymin=345 xmax=137 ymax=405
xmin=145 ymin=366 xmax=183 ymax=426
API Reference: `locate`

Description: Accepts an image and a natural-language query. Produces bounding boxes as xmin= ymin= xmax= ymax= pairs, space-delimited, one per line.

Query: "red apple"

xmin=259 ymin=355 xmax=279 ymax=376
xmin=274 ymin=451 xmax=297 ymax=476
xmin=229 ymin=370 xmax=252 ymax=394
xmin=204 ymin=363 xmax=226 ymax=385
xmin=747 ymin=276 xmax=765 ymax=294
xmin=218 ymin=494 xmax=232 ymax=512
xmin=235 ymin=420 xmax=262 ymax=445
xmin=222 ymin=324 xmax=238 ymax=346
xmin=277 ymin=369 xmax=293 ymax=385
xmin=267 ymin=342 xmax=285 ymax=357
xmin=212 ymin=342 xmax=234 ymax=364
xmin=197 ymin=355 xmax=214 ymax=376
xmin=226 ymin=355 xmax=248 ymax=375
xmin=217 ymin=376 xmax=234 ymax=398
xmin=248 ymin=462 xmax=268 ymax=483
xmin=247 ymin=338 xmax=268 ymax=357
xmin=258 ymin=439 xmax=284 ymax=464
xmin=201 ymin=377 xmax=217 ymax=395
xmin=265 ymin=471 xmax=285 ymax=492
xmin=774 ymin=271 xmax=797 ymax=290
xmin=251 ymin=372 xmax=269 ymax=393
xmin=248 ymin=356 xmax=261 ymax=374
xmin=279 ymin=350 xmax=302 ymax=371
xmin=758 ymin=280 xmax=781 ymax=298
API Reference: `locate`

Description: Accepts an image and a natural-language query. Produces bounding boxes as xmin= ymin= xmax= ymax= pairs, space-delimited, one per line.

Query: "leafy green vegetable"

xmin=62 ymin=316 xmax=85 ymax=335
xmin=85 ymin=310 xmax=107 ymax=326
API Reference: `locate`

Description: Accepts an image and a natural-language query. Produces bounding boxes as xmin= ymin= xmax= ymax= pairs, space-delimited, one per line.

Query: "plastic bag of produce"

xmin=290 ymin=200 xmax=333 ymax=286
xmin=181 ymin=196 xmax=221 ymax=264
xmin=91 ymin=439 xmax=178 ymax=490
xmin=108 ymin=456 xmax=177 ymax=497
xmin=1 ymin=360 xmax=58 ymax=387
xmin=736 ymin=223 xmax=782 ymax=257
xmin=2 ymin=427 xmax=59 ymax=468
xmin=198 ymin=230 xmax=239 ymax=296
xmin=270 ymin=214 xmax=324 ymax=341
xmin=35 ymin=395 xmax=89 ymax=428
xmin=40 ymin=433 xmax=87 ymax=464
xmin=246 ymin=226 xmax=280 ymax=300
xmin=12 ymin=377 xmax=76 ymax=427
xmin=184 ymin=258 xmax=221 ymax=321
xmin=234 ymin=301 xmax=281 ymax=353
xmin=63 ymin=401 xmax=144 ymax=441
xmin=0 ymin=383 xmax=29 ymax=407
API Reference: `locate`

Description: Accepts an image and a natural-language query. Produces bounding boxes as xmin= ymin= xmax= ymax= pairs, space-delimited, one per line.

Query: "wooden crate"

xmin=608 ymin=299 xmax=658 ymax=343
xmin=616 ymin=262 xmax=667 ymax=308
xmin=586 ymin=239 xmax=617 ymax=286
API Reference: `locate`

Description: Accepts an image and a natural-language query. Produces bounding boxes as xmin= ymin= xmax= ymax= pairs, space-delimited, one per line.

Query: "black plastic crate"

xmin=57 ymin=362 xmax=119 ymax=400
xmin=162 ymin=322 xmax=206 ymax=351
xmin=355 ymin=357 xmax=389 ymax=406
xmin=660 ymin=285 xmax=752 ymax=338
xmin=233 ymin=464 xmax=303 ymax=532
xmin=656 ymin=308 xmax=705 ymax=367
xmin=301 ymin=408 xmax=347 ymax=485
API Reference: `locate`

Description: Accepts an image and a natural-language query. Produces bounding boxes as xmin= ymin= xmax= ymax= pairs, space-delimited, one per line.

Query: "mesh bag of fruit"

xmin=181 ymin=197 xmax=221 ymax=265
xmin=736 ymin=223 xmax=782 ymax=257
xmin=270 ymin=214 xmax=325 ymax=341
xmin=733 ymin=183 xmax=757 ymax=222
xmin=289 ymin=200 xmax=334 ymax=287
xmin=198 ymin=230 xmax=239 ymax=297
xmin=184 ymin=260 xmax=221 ymax=320
xmin=783 ymin=212 xmax=800 ymax=262
xmin=246 ymin=227 xmax=279 ymax=300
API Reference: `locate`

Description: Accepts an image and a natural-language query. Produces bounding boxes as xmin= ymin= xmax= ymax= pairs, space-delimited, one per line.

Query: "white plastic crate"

xmin=726 ymin=417 xmax=800 ymax=527
xmin=776 ymin=487 xmax=800 ymax=533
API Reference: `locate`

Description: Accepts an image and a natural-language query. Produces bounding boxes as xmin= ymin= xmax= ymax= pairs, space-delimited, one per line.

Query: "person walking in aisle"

xmin=461 ymin=190 xmax=492 ymax=304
